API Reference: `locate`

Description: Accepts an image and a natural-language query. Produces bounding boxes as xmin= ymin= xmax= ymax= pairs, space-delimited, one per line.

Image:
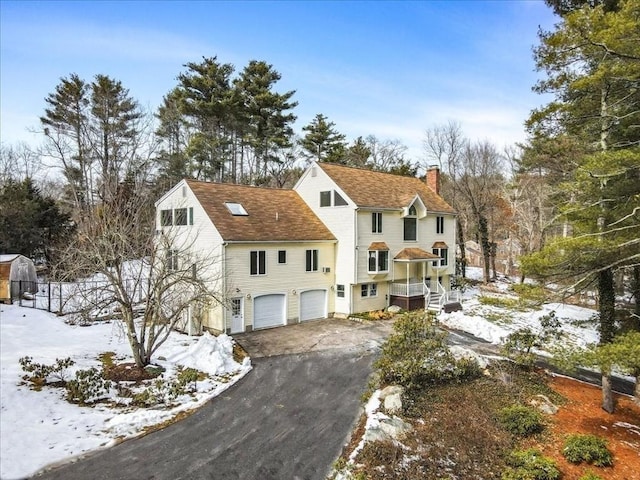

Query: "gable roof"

xmin=317 ymin=163 xmax=455 ymax=213
xmin=185 ymin=180 xmax=336 ymax=242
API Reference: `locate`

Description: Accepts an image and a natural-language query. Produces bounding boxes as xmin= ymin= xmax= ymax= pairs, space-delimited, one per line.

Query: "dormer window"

xmin=225 ymin=202 xmax=248 ymax=216
xmin=408 ymin=205 xmax=417 ymax=216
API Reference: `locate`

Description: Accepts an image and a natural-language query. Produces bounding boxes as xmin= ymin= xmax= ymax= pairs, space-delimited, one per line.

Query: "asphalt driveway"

xmin=34 ymin=318 xmax=392 ymax=480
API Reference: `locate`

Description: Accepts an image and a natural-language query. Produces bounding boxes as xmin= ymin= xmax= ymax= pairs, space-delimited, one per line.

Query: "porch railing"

xmin=389 ymin=281 xmax=426 ymax=297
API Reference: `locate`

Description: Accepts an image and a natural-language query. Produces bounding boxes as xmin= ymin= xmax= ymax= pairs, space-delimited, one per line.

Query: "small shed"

xmin=0 ymin=254 xmax=38 ymax=304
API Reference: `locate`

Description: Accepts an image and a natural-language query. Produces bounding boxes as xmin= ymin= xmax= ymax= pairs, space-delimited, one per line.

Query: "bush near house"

xmin=562 ymin=434 xmax=613 ymax=467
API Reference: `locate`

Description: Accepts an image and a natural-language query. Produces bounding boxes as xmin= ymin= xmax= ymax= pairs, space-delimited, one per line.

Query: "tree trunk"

xmin=633 ymin=265 xmax=640 ymax=322
xmin=478 ymin=215 xmax=491 ymax=283
xmin=457 ymin=218 xmax=466 ymax=278
xmin=599 ymin=268 xmax=616 ymax=413
xmin=602 ymin=374 xmax=615 ymax=413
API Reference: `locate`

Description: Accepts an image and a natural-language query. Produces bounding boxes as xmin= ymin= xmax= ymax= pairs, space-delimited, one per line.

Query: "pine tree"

xmin=523 ymin=0 xmax=640 ymax=412
xmin=299 ymin=113 xmax=347 ymax=163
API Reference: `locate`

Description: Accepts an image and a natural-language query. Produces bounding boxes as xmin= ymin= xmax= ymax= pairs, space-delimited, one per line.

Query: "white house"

xmin=294 ymin=162 xmax=457 ymax=316
xmin=155 ymin=180 xmax=336 ymax=334
xmin=156 ymin=163 xmax=458 ymax=332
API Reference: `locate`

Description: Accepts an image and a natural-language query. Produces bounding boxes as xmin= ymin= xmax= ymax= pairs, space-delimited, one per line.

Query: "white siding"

xmin=155 ymin=180 xmax=226 ymax=332
xmin=294 ymin=167 xmax=356 ymax=316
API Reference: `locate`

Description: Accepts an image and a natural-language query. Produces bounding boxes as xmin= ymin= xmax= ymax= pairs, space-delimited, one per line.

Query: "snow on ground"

xmin=0 ymin=267 xmax=609 ymax=480
xmin=0 ymin=304 xmax=251 ymax=480
xmin=441 ymin=267 xmax=600 ymax=351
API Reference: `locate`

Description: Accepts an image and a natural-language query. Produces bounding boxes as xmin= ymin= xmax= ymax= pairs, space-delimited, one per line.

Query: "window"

xmin=372 ymin=212 xmax=382 ymax=233
xmin=189 ymin=207 xmax=194 ymax=225
xmin=334 ymin=191 xmax=348 ymax=206
xmin=225 ymin=202 xmax=248 ymax=216
xmin=368 ymin=250 xmax=389 ymax=273
xmin=167 ymin=250 xmax=179 ymax=271
xmin=403 ymin=218 xmax=417 ymax=241
xmin=361 ymin=283 xmax=377 ymax=297
xmin=278 ymin=250 xmax=287 ymax=264
xmin=305 ymin=249 xmax=318 ymax=272
xmin=336 ymin=284 xmax=345 ymax=298
xmin=231 ymin=298 xmax=241 ymax=316
xmin=161 ymin=209 xmax=172 ymax=226
xmin=250 ymin=250 xmax=266 ymax=275
xmin=436 ymin=216 xmax=444 ymax=234
xmin=432 ymin=248 xmax=448 ymax=267
xmin=320 ymin=191 xmax=331 ymax=207
xmin=174 ymin=208 xmax=188 ymax=226
xmin=404 ymin=205 xmax=417 ymax=241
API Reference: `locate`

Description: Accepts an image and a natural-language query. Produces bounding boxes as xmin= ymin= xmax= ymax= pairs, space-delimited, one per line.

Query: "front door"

xmin=230 ymin=298 xmax=244 ymax=333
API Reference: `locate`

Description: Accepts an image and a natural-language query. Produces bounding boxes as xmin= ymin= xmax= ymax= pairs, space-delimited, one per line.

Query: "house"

xmin=155 ymin=180 xmax=336 ymax=334
xmin=0 ymin=254 xmax=37 ymax=304
xmin=294 ymin=162 xmax=457 ymax=315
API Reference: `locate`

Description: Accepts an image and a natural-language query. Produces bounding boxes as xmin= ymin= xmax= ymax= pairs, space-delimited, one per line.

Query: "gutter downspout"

xmin=222 ymin=242 xmax=227 ymax=333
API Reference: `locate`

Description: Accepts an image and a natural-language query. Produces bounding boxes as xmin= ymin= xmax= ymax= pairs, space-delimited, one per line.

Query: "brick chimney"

xmin=426 ymin=165 xmax=440 ymax=195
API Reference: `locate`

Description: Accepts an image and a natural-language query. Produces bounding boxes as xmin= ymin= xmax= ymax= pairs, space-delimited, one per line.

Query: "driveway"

xmin=34 ymin=318 xmax=392 ymax=480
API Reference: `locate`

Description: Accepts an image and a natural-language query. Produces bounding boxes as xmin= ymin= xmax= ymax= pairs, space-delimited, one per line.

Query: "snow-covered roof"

xmin=0 ymin=254 xmax=22 ymax=263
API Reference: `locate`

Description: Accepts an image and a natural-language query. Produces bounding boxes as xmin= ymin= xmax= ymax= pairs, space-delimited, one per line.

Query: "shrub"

xmin=562 ymin=434 xmax=613 ymax=467
xmin=374 ymin=311 xmax=480 ymax=391
xmin=502 ymin=449 xmax=561 ymax=480
xmin=510 ymin=283 xmax=547 ymax=304
xmin=19 ymin=356 xmax=75 ymax=387
xmin=578 ymin=471 xmax=604 ymax=480
xmin=498 ymin=405 xmax=544 ymax=437
xmin=479 ymin=295 xmax=521 ymax=309
xmin=66 ymin=367 xmax=113 ymax=404
xmin=502 ymin=328 xmax=540 ymax=368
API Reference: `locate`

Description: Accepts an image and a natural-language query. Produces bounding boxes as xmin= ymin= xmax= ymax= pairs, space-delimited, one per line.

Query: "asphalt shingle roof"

xmin=318 ymin=163 xmax=455 ymax=213
xmin=186 ymin=180 xmax=336 ymax=242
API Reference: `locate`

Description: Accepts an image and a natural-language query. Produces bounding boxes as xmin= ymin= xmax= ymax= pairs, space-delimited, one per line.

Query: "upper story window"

xmin=320 ymin=190 xmax=348 ymax=207
xmin=161 ymin=209 xmax=173 ymax=227
xmin=250 ymin=250 xmax=266 ymax=276
xmin=372 ymin=212 xmax=382 ymax=233
xmin=305 ymin=249 xmax=319 ymax=272
xmin=278 ymin=250 xmax=287 ymax=264
xmin=175 ymin=208 xmax=188 ymax=225
xmin=436 ymin=216 xmax=444 ymax=234
xmin=166 ymin=250 xmax=179 ymax=271
xmin=160 ymin=207 xmax=193 ymax=227
xmin=320 ymin=191 xmax=331 ymax=207
xmin=334 ymin=191 xmax=348 ymax=206
xmin=403 ymin=205 xmax=417 ymax=241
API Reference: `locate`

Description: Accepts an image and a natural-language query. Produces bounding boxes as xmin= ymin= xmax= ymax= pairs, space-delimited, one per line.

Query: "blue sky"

xmin=0 ymin=0 xmax=557 ymax=161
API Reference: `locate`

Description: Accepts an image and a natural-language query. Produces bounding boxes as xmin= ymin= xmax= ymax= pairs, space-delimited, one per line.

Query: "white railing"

xmin=389 ymin=281 xmax=426 ymax=297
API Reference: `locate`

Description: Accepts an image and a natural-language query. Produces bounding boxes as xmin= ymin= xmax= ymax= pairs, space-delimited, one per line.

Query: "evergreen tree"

xmin=234 ymin=60 xmax=297 ymax=179
xmin=299 ymin=113 xmax=347 ymax=163
xmin=0 ymin=178 xmax=74 ymax=263
xmin=523 ymin=0 xmax=640 ymax=412
xmin=176 ymin=57 xmax=235 ymax=181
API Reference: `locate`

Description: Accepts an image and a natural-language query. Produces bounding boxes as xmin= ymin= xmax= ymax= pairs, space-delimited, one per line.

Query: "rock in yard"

xmin=449 ymin=345 xmax=490 ymax=369
xmin=387 ymin=305 xmax=402 ymax=314
xmin=363 ymin=415 xmax=412 ymax=444
xmin=529 ymin=394 xmax=559 ymax=415
xmin=379 ymin=385 xmax=404 ymax=414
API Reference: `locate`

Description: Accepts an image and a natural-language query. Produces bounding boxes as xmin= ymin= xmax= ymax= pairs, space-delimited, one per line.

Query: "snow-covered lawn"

xmin=0 ymin=304 xmax=251 ymax=480
xmin=0 ymin=268 xmax=608 ymax=480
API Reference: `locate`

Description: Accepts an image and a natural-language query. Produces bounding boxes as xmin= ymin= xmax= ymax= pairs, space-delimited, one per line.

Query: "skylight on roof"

xmin=225 ymin=202 xmax=248 ymax=216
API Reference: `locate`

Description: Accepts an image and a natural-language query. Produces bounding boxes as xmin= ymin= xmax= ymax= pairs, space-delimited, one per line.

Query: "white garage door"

xmin=253 ymin=294 xmax=286 ymax=329
xmin=300 ymin=289 xmax=326 ymax=322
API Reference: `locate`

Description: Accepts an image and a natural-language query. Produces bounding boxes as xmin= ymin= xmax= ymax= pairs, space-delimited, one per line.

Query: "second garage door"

xmin=253 ymin=294 xmax=286 ymax=329
xmin=300 ymin=289 xmax=327 ymax=321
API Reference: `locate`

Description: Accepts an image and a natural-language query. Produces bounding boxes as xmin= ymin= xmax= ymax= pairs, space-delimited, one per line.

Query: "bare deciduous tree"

xmin=52 ymin=183 xmax=223 ymax=368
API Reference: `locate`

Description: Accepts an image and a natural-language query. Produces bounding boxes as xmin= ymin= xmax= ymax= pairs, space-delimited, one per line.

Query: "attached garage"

xmin=253 ymin=294 xmax=286 ymax=329
xmin=300 ymin=289 xmax=327 ymax=322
